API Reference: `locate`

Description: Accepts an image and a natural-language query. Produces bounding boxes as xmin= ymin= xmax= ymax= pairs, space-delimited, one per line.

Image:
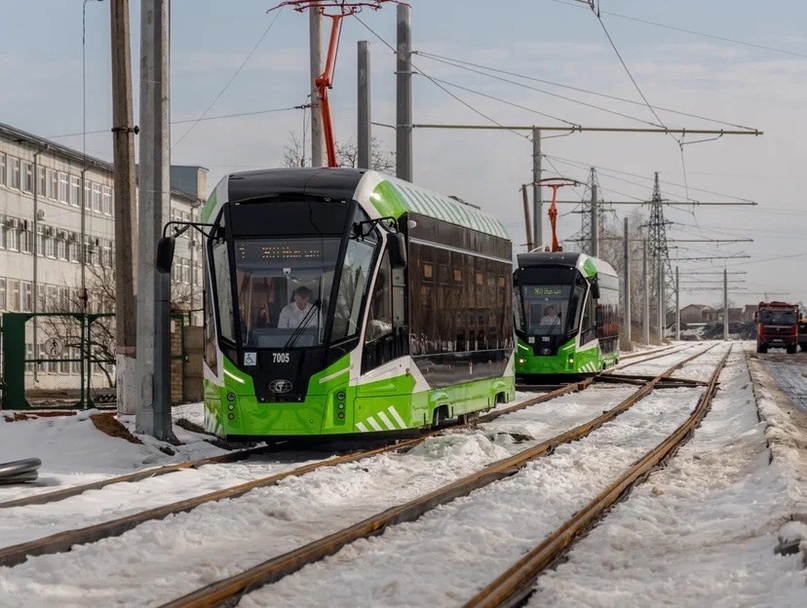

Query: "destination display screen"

xmin=528 ymin=286 xmax=565 ymax=297
xmin=236 ymin=242 xmax=324 ymax=262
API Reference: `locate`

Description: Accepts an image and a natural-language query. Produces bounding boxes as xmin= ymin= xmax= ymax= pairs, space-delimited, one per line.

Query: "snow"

xmin=0 ymin=341 xmax=805 ymax=607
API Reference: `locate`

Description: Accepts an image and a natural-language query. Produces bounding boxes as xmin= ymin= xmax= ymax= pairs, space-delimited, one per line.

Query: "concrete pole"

xmin=623 ymin=217 xmax=631 ymax=346
xmin=110 ymin=0 xmax=138 ymax=415
xmin=675 ymin=266 xmax=680 ymax=340
xmin=136 ymin=0 xmax=175 ymax=441
xmin=723 ymin=267 xmax=729 ymax=341
xmin=396 ymin=4 xmax=412 ymax=181
xmin=521 ymin=185 xmax=534 ymax=252
xmin=657 ymin=249 xmax=664 ymax=342
xmin=643 ymin=240 xmax=650 ymax=344
xmin=357 ymin=40 xmax=371 ymax=169
xmin=532 ymin=128 xmax=542 ymax=249
xmin=309 ymin=9 xmax=324 ymax=167
xmin=590 ymin=183 xmax=598 ymax=257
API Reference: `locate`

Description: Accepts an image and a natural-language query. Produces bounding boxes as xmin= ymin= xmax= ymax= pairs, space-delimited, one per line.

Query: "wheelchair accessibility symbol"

xmin=244 ymin=352 xmax=257 ymax=367
xmin=43 ymin=337 xmax=64 ymax=357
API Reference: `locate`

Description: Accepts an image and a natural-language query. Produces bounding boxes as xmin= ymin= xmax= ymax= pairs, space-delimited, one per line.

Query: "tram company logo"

xmin=269 ymin=379 xmax=293 ymax=394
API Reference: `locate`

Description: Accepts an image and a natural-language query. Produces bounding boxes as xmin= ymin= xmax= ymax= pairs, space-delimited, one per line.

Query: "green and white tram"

xmin=513 ymin=251 xmax=620 ymax=381
xmin=189 ymin=167 xmax=514 ymax=441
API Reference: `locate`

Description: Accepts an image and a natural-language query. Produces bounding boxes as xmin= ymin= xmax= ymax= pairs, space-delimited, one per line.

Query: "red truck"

xmin=754 ymin=301 xmax=799 ymax=354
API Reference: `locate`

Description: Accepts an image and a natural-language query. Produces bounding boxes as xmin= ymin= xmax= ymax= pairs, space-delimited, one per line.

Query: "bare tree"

xmin=282 ymin=131 xmax=395 ymax=173
xmin=282 ymin=131 xmax=310 ymax=168
xmin=40 ymin=263 xmax=195 ymax=389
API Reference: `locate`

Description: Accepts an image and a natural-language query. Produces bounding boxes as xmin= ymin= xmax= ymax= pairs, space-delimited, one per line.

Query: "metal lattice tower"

xmin=568 ymin=168 xmax=614 ymax=256
xmin=645 ymin=172 xmax=675 ymax=336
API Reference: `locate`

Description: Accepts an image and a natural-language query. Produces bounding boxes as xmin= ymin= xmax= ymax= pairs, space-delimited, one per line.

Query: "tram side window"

xmin=212 ymin=241 xmax=236 ymax=343
xmin=332 ymin=238 xmax=376 ymax=341
xmin=366 ymin=250 xmax=393 ymax=343
xmin=203 ymin=269 xmax=217 ymax=374
xmin=581 ymin=290 xmax=596 ymax=344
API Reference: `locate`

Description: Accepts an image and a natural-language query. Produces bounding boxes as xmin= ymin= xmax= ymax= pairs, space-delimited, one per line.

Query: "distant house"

xmin=741 ymin=304 xmax=759 ymax=322
xmin=680 ymin=304 xmax=715 ymax=325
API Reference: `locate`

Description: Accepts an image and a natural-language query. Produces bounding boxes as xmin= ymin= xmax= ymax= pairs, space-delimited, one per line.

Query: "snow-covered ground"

xmin=0 ymin=341 xmax=804 ymax=607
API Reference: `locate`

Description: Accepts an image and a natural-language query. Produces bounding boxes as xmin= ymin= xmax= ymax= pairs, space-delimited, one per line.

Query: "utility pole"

xmin=395 ymin=3 xmax=412 ymax=181
xmin=675 ymin=266 xmax=680 ymax=340
xmin=643 ymin=240 xmax=650 ymax=345
xmin=520 ymin=184 xmax=534 ymax=251
xmin=136 ymin=0 xmax=175 ymax=442
xmin=590 ymin=181 xmax=598 ymax=257
xmin=310 ymin=9 xmax=324 ymax=167
xmin=532 ymin=128 xmax=542 ymax=249
xmin=623 ymin=217 xmax=631 ymax=347
xmin=110 ymin=0 xmax=138 ymax=415
xmin=723 ymin=268 xmax=729 ymax=341
xmin=357 ymin=40 xmax=371 ymax=169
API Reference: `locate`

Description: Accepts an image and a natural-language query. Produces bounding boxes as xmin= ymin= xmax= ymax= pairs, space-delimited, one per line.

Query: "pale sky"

xmin=2 ymin=0 xmax=807 ymax=308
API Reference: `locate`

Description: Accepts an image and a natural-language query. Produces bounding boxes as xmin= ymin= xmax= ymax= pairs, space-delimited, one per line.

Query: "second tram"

xmin=513 ymin=251 xmax=620 ymax=381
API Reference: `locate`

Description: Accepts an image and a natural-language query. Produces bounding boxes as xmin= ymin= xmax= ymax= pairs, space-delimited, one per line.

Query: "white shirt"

xmin=277 ymin=301 xmax=319 ymax=329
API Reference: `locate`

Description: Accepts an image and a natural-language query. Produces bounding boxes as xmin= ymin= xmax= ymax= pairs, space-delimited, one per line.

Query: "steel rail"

xmin=158 ymin=345 xmax=717 ymax=608
xmin=0 ymin=382 xmax=594 ymax=567
xmin=0 ymin=445 xmax=273 ymax=509
xmin=464 ymin=346 xmax=732 ymax=608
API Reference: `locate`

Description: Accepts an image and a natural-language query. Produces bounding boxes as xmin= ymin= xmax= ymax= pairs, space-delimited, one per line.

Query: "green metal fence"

xmin=1 ymin=311 xmax=193 ymax=410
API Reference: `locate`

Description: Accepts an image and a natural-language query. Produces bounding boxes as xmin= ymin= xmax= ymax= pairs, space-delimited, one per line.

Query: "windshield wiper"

xmin=283 ymin=300 xmax=322 ymax=349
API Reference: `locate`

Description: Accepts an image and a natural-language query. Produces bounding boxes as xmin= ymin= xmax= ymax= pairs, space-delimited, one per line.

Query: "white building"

xmin=0 ymin=121 xmax=205 ymax=391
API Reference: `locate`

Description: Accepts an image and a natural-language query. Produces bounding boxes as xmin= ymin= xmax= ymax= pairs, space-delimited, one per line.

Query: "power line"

xmin=46 ymin=105 xmax=305 ymax=140
xmin=547 ymin=0 xmax=807 ymax=59
xmin=172 ymin=8 xmax=285 ymax=150
xmin=414 ymin=51 xmax=755 ymax=131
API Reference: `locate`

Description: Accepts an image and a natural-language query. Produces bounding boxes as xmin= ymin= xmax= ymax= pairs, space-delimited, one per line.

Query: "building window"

xmin=70 ymin=175 xmax=81 ymax=206
xmin=22 ymin=162 xmax=33 ymax=193
xmin=10 ymin=158 xmax=21 ymax=189
xmin=49 ymin=170 xmax=58 ymax=200
xmin=20 ymin=230 xmax=31 ymax=254
xmin=0 ymin=225 xmax=5 ymax=250
xmin=69 ymin=240 xmax=79 ymax=262
xmin=6 ymin=227 xmax=18 ymax=251
xmin=22 ymin=281 xmax=32 ymax=312
xmin=58 ymin=172 xmax=69 ymax=204
xmin=92 ymin=183 xmax=102 ymax=212
xmin=45 ymin=233 xmax=55 ymax=258
xmin=37 ymin=166 xmax=46 ymax=196
xmin=8 ymin=280 xmax=20 ymax=312
xmin=56 ymin=238 xmax=67 ymax=260
xmin=0 ymin=278 xmax=6 ymax=311
xmin=102 ymin=186 xmax=112 ymax=215
xmin=0 ymin=153 xmax=6 ymax=186
xmin=84 ymin=182 xmax=92 ymax=210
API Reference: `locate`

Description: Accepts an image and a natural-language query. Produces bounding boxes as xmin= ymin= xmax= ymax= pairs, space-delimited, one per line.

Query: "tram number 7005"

xmin=272 ymin=352 xmax=290 ymax=364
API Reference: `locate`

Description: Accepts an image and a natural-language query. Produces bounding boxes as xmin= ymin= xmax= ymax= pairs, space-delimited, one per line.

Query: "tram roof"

xmin=516 ymin=251 xmax=617 ymax=277
xmin=210 ymin=167 xmax=510 ymax=241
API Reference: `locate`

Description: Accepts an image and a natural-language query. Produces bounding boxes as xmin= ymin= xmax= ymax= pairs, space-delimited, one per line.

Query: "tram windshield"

xmin=515 ymin=283 xmax=583 ymax=336
xmin=232 ymin=238 xmax=337 ymax=348
xmin=223 ymin=234 xmax=380 ymax=349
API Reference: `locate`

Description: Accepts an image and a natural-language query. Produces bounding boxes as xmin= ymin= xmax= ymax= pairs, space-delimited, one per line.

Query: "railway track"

xmin=0 ymin=344 xmax=725 ymax=607
xmin=153 ymin=344 xmax=722 ymax=608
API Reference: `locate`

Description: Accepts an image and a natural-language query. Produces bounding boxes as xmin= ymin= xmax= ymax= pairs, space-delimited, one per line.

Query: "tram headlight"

xmin=518 ymin=357 xmax=526 ymax=365
xmin=227 ymin=413 xmax=235 ymax=420
xmin=227 ymin=392 xmax=236 ymax=402
xmin=337 ymin=402 xmax=345 ymax=410
xmin=336 ymin=390 xmax=346 ymax=401
xmin=228 ymin=403 xmax=235 ymax=411
xmin=337 ymin=411 xmax=345 ymax=419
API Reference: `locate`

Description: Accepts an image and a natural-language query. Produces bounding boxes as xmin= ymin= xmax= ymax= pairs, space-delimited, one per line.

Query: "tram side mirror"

xmin=389 ymin=233 xmax=407 ymax=269
xmin=155 ymin=236 xmax=176 ymax=274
